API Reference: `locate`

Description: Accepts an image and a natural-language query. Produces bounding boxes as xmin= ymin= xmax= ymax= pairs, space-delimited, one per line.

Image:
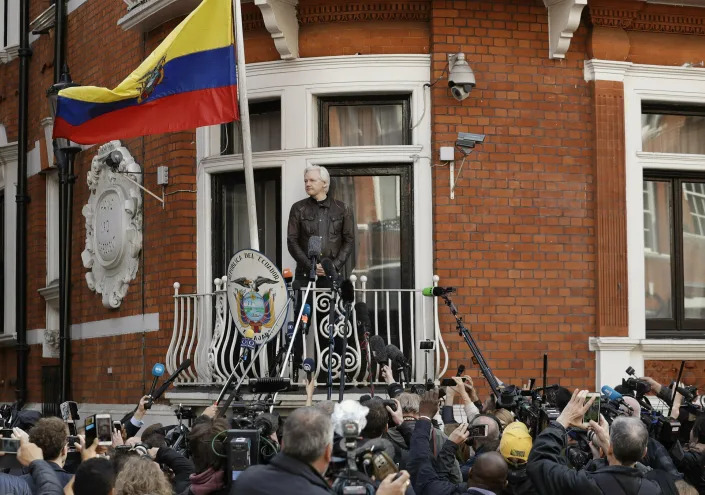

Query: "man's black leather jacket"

xmin=287 ymin=196 xmax=354 ymax=278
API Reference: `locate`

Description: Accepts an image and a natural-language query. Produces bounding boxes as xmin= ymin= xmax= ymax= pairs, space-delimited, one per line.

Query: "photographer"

xmin=176 ymin=417 xmax=229 ymax=495
xmin=406 ymin=390 xmax=508 ymax=495
xmin=669 ymin=414 xmax=705 ymax=493
xmin=16 ymin=418 xmax=73 ymax=491
xmin=527 ymin=389 xmax=661 ymax=495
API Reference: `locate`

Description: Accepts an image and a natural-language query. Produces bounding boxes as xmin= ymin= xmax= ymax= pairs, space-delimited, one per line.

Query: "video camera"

xmin=330 ymin=400 xmax=398 ymax=495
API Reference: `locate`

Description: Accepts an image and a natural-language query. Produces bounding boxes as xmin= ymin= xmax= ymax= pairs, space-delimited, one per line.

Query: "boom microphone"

xmin=148 ymin=358 xmax=192 ymax=407
xmin=240 ymin=328 xmax=256 ymax=361
xmin=308 ymin=236 xmax=322 ymax=280
xmin=422 ymin=286 xmax=456 ymax=297
xmin=456 ymin=364 xmax=466 ymax=377
xmin=147 ymin=363 xmax=165 ymax=400
xmin=321 ymin=258 xmax=340 ymax=285
xmin=369 ymin=335 xmax=388 ymax=365
xmin=341 ymin=279 xmax=355 ymax=304
xmin=303 ymin=358 xmax=315 ymax=382
xmin=385 ymin=344 xmax=407 ymax=366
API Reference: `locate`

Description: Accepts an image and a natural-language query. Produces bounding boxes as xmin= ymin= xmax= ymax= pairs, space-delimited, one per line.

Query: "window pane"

xmin=221 ymin=101 xmax=281 ymax=155
xmin=328 ymin=105 xmax=404 ymax=146
xmin=642 ymin=113 xmax=705 ymax=154
xmin=644 ymin=180 xmax=673 ymax=319
xmin=332 ymin=175 xmax=401 ymax=290
xmin=682 ymin=181 xmax=705 ymax=319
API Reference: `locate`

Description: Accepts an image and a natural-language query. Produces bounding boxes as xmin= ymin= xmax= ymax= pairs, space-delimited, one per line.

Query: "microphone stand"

xmin=338 ymin=299 xmax=353 ymax=402
xmin=326 ymin=281 xmax=339 ymax=400
xmin=440 ymin=294 xmax=501 ymax=399
xmin=363 ymin=332 xmax=374 ymax=398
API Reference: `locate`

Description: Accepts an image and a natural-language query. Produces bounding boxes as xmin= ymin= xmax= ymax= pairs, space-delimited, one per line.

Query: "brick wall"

xmin=430 ymin=0 xmax=595 ymax=395
xmin=645 ymin=360 xmax=705 ymax=393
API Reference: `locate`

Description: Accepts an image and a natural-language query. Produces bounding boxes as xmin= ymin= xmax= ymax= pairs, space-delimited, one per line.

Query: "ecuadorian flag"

xmin=53 ymin=0 xmax=238 ymax=144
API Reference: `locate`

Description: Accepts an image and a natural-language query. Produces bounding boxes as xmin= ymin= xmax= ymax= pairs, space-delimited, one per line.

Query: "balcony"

xmin=164 ymin=275 xmax=449 ymax=407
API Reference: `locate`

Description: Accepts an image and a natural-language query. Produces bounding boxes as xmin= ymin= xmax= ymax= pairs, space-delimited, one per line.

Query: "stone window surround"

xmin=585 ymin=59 xmax=705 ymax=388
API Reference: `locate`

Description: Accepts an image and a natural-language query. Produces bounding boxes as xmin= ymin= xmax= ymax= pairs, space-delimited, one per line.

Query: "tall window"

xmin=643 ymin=105 xmax=705 ymax=336
xmin=319 ymin=95 xmax=411 ymax=147
xmin=0 ymin=191 xmax=3 ymax=334
xmin=220 ymin=99 xmax=281 ymax=155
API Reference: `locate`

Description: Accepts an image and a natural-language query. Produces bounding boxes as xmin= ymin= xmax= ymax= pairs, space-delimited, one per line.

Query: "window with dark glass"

xmin=319 ymin=95 xmax=411 ymax=147
xmin=220 ymin=99 xmax=281 ymax=155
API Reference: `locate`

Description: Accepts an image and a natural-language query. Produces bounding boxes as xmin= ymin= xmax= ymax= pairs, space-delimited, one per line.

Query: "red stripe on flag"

xmin=53 ymin=85 xmax=239 ymax=144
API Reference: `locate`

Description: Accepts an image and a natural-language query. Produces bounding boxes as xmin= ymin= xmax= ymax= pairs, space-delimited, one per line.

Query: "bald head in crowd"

xmin=468 ymin=451 xmax=508 ymax=493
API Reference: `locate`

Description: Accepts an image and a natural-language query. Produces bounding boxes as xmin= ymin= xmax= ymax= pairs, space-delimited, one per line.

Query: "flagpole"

xmin=232 ymin=0 xmax=260 ymax=251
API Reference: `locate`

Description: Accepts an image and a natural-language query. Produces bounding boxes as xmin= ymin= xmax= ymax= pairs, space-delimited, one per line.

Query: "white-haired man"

xmin=287 ymin=164 xmax=354 ymax=284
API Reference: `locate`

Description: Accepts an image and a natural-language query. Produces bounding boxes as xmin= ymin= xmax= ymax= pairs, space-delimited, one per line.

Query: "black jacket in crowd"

xmin=1 ymin=460 xmax=64 ymax=495
xmin=232 ymin=452 xmax=332 ymax=495
xmin=287 ymin=196 xmax=355 ymax=279
xmin=526 ymin=422 xmax=662 ymax=495
xmin=501 ymin=466 xmax=538 ymax=495
xmin=669 ymin=441 xmax=705 ymax=494
xmin=20 ymin=460 xmax=72 ymax=492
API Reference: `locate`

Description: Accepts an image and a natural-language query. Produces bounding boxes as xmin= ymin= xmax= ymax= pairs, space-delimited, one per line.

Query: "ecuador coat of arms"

xmin=226 ymin=250 xmax=289 ymax=346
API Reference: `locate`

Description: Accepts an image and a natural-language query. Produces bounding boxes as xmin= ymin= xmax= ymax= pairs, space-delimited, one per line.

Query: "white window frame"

xmin=195 ymin=54 xmax=433 ymax=344
xmin=585 ymin=60 xmax=705 ymax=388
xmin=0 ymin=0 xmax=20 ymax=63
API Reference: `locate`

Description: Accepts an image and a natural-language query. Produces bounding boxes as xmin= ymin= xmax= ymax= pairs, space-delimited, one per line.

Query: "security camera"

xmin=105 ymin=150 xmax=123 ymax=170
xmin=448 ymin=53 xmax=476 ymax=102
xmin=456 ymin=132 xmax=486 ymax=149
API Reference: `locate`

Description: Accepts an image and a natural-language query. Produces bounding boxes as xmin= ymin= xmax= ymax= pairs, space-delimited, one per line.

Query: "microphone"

xmin=341 ymin=279 xmax=355 ymax=304
xmin=303 ymin=357 xmax=315 ymax=382
xmin=240 ymin=328 xmax=256 ymax=361
xmin=148 ymin=358 xmax=192 ymax=406
xmin=368 ymin=335 xmax=388 ymax=365
xmin=456 ymin=364 xmax=466 ymax=377
xmin=301 ymin=304 xmax=311 ymax=335
xmin=422 ymin=286 xmax=456 ymax=297
xmin=355 ymin=302 xmax=372 ymax=333
xmin=385 ymin=344 xmax=407 ymax=367
xmin=321 ymin=258 xmax=340 ymax=286
xmin=283 ymin=268 xmax=293 ymax=284
xmin=147 ymin=363 xmax=165 ymax=400
xmin=307 ymin=236 xmax=322 ymax=280
xmin=602 ymin=385 xmax=629 ymax=408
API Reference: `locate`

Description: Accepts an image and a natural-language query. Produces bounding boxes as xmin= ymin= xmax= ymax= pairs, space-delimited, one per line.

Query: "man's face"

xmin=304 ymin=171 xmax=326 ymax=198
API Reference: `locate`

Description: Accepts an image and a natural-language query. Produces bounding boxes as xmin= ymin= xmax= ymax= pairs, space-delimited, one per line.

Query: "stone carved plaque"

xmin=81 ymin=141 xmax=143 ymax=308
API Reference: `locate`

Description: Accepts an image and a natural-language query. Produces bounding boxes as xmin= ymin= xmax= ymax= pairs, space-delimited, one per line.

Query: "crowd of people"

xmin=0 ymin=367 xmax=703 ymax=495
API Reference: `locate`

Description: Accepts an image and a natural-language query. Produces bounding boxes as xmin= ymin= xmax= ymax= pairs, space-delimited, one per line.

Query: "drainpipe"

xmin=15 ymin=0 xmax=31 ymax=408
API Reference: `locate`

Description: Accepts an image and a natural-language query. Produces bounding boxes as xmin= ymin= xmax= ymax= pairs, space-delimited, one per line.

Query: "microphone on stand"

xmin=240 ymin=328 xmax=256 ymax=362
xmin=301 ymin=304 xmax=311 ymax=335
xmin=307 ymin=236 xmax=322 ymax=281
xmin=369 ymin=336 xmax=388 ymax=365
xmin=321 ymin=258 xmax=342 ymax=289
xmin=422 ymin=286 xmax=456 ymax=297
xmin=303 ymin=358 xmax=316 ymax=382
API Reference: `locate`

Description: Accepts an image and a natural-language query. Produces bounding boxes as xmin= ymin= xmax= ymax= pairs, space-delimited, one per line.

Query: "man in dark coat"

xmin=232 ymin=406 xmax=334 ymax=495
xmin=527 ymin=389 xmax=662 ymax=495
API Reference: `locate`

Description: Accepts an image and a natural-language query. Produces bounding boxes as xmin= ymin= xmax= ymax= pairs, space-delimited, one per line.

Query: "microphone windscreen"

xmin=303 ymin=358 xmax=315 ymax=372
xmin=385 ymin=344 xmax=405 ymax=364
xmin=321 ymin=258 xmax=338 ymax=280
xmin=601 ymin=385 xmax=622 ymax=401
xmin=307 ymin=236 xmax=322 ymax=257
xmin=355 ymin=302 xmax=371 ymax=328
xmin=368 ymin=335 xmax=388 ymax=364
xmin=244 ymin=328 xmax=255 ymax=339
xmin=292 ymin=280 xmax=301 ymax=291
xmin=303 ymin=303 xmax=311 ymax=316
xmin=152 ymin=363 xmax=165 ymax=377
xmin=359 ymin=394 xmax=372 ymax=403
xmin=341 ymin=280 xmax=355 ymax=303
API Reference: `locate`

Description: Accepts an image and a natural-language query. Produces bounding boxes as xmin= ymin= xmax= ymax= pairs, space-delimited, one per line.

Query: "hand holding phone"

xmin=583 ymin=393 xmax=601 ymax=425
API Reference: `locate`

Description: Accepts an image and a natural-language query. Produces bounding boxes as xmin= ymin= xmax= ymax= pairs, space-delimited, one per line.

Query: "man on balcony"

xmin=287 ymin=164 xmax=355 ymax=285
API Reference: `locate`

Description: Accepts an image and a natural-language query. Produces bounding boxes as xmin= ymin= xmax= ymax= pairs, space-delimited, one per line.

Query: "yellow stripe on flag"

xmin=59 ymin=0 xmax=233 ymax=104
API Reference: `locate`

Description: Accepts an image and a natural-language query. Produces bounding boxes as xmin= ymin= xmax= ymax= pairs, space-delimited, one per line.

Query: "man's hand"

xmin=588 ymin=414 xmax=610 ymax=455
xmin=556 ymin=389 xmax=595 ymax=430
xmin=134 ymin=395 xmax=151 ymax=421
xmin=79 ymin=438 xmax=99 ymax=461
xmin=305 ymin=378 xmax=316 ymax=406
xmin=419 ymin=389 xmax=439 ymax=419
xmin=17 ymin=437 xmax=43 ymax=466
xmin=381 ymin=365 xmax=395 ymax=385
xmin=203 ymin=404 xmax=218 ymax=419
xmin=376 ymin=471 xmax=411 ymax=495
xmin=316 ymin=263 xmax=326 ymax=277
xmin=449 ymin=423 xmax=470 ymax=445
xmin=112 ymin=429 xmax=124 ymax=447
xmin=462 ymin=375 xmax=480 ymax=402
xmin=386 ymin=399 xmax=403 ymax=426
xmin=148 ymin=447 xmax=160 ymax=459
xmin=640 ymin=376 xmax=662 ymax=394
xmin=12 ymin=427 xmax=29 ymax=443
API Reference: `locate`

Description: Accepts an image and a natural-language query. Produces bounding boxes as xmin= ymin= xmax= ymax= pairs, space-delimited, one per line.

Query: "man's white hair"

xmin=304 ymin=165 xmax=330 ymax=193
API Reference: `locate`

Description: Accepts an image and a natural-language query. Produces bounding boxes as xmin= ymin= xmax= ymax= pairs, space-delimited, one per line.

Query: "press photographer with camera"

xmin=406 ymin=389 xmax=508 ymax=495
xmin=0 ymin=434 xmax=65 ymax=495
xmin=527 ymin=389 xmax=661 ymax=495
xmin=669 ymin=414 xmax=705 ymax=493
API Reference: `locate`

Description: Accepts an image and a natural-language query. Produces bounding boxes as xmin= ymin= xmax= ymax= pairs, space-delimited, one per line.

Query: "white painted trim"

xmin=543 ymin=0 xmax=587 ymax=59
xmin=0 ymin=142 xmax=16 ymax=338
xmin=27 ymin=313 xmax=160 ymax=343
xmin=585 ymin=59 xmax=705 ymax=387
